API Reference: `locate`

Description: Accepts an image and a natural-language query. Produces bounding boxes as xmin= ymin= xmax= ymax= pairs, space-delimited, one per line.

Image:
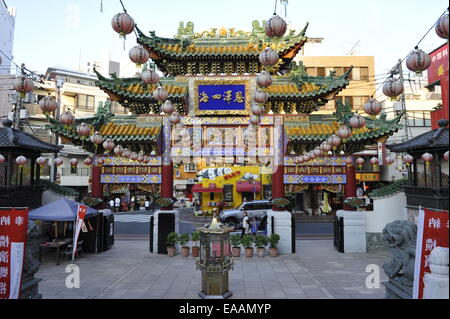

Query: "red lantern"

xmin=142 ymin=69 xmax=160 ymax=84
xmin=327 ymin=135 xmax=341 ymax=150
xmin=421 ymin=152 xmax=433 ymax=168
xmin=54 ymin=157 xmax=63 ymax=166
xmin=435 ymin=13 xmax=449 ymax=39
xmin=16 ymin=155 xmax=27 ymax=168
xmin=356 ymin=157 xmax=365 ymax=169
xmin=122 ymin=149 xmax=131 ymax=158
xmin=258 ymin=47 xmax=279 ymax=66
xmin=59 ymin=111 xmax=75 ymax=127
xmin=36 ymin=156 xmax=48 ymax=167
xmin=382 ymin=78 xmax=403 ymax=97
xmin=256 ymin=71 xmax=272 ymax=88
xmin=153 ymin=86 xmax=168 ymax=102
xmin=39 ymin=95 xmax=58 ymax=114
xmin=444 ymin=151 xmax=449 ymax=161
xmin=161 ymin=100 xmax=174 ymax=115
xmin=114 ymin=145 xmax=124 ymax=156
xmin=102 ymin=138 xmax=115 ymax=152
xmin=90 ymin=132 xmax=104 ymax=146
xmin=349 ymin=113 xmax=366 ymax=129
xmin=251 ymin=104 xmax=263 ymax=116
xmin=363 ymin=98 xmax=382 ymax=117
xmin=130 ymin=152 xmax=138 ymax=161
xmin=169 ymin=112 xmax=181 ymax=125
xmin=97 ymin=158 xmax=105 ymax=166
xmin=76 ymin=122 xmax=91 ymax=139
xmin=406 ymin=47 xmax=431 ymax=76
xmin=69 ymin=158 xmax=78 ymax=168
xmin=385 ymin=154 xmax=395 ymax=165
xmin=370 ymin=157 xmax=379 ymax=170
xmin=345 ymin=157 xmax=353 ymax=167
xmin=337 ymin=126 xmax=352 ymax=140
xmin=129 ymin=45 xmax=149 ymax=66
xmin=111 ymin=12 xmax=135 ymax=38
xmin=253 ymin=89 xmax=268 ymax=104
xmin=13 ymin=76 xmax=33 ymax=94
xmin=265 ymin=14 xmax=287 ymax=38
xmin=0 ymin=154 xmax=5 ymax=165
xmin=84 ymin=157 xmax=93 ymax=166
xmin=403 ymin=154 xmax=414 ymax=166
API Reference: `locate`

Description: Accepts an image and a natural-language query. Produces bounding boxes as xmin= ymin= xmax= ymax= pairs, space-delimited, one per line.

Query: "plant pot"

xmin=245 ymin=247 xmax=254 ymax=257
xmin=269 ymin=247 xmax=278 ymax=257
xmin=191 ymin=246 xmax=200 ymax=258
xmin=232 ymin=247 xmax=241 ymax=257
xmin=257 ymin=247 xmax=266 ymax=257
xmin=167 ymin=246 xmax=176 ymax=257
xmin=181 ymin=246 xmax=190 ymax=257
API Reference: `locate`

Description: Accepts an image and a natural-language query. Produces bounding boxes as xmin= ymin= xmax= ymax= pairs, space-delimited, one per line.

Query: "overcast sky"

xmin=6 ymin=0 xmax=449 ymax=82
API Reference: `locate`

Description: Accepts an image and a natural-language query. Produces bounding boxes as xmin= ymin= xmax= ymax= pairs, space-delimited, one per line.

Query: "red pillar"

xmin=272 ymin=115 xmax=285 ymax=211
xmin=161 ymin=162 xmax=174 ymax=210
xmin=90 ymin=164 xmax=103 ymax=198
xmin=344 ymin=165 xmax=357 ymax=211
xmin=272 ymin=165 xmax=285 ymax=211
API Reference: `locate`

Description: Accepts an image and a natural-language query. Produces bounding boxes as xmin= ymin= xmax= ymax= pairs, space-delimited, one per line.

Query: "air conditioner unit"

xmin=19 ymin=109 xmax=29 ymax=119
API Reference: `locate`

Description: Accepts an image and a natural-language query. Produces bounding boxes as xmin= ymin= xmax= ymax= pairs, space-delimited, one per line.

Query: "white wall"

xmin=365 ymin=192 xmax=406 ymax=233
xmin=0 ymin=3 xmax=15 ymax=75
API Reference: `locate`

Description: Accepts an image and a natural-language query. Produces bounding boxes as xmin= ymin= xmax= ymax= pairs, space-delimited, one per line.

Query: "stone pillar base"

xmin=336 ymin=210 xmax=366 ymax=253
xmin=267 ymin=210 xmax=293 ymax=255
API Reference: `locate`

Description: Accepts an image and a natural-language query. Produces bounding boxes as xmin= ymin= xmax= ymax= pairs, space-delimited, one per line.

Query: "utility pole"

xmin=397 ymin=58 xmax=409 ymax=142
xmin=50 ymin=76 xmax=65 ymax=182
xmin=12 ymin=64 xmax=27 ymax=130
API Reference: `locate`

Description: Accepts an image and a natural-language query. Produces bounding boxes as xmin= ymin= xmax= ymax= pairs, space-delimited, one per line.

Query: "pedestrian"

xmin=144 ymin=196 xmax=150 ymax=212
xmin=114 ymin=196 xmax=120 ymax=213
xmin=241 ymin=212 xmax=249 ymax=237
xmin=109 ymin=198 xmax=114 ymax=210
xmin=218 ymin=199 xmax=225 ymax=214
xmin=250 ymin=217 xmax=258 ymax=236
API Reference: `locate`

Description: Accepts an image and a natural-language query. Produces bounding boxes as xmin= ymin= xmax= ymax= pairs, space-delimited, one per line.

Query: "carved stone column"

xmin=423 ymin=246 xmax=449 ymax=299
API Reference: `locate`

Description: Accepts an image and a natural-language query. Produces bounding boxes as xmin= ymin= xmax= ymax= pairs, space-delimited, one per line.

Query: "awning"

xmin=192 ymin=183 xmax=223 ymax=193
xmin=236 ymin=181 xmax=261 ymax=193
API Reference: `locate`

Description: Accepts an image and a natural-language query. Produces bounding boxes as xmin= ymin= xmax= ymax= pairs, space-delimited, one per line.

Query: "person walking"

xmin=250 ymin=217 xmax=258 ymax=236
xmin=241 ymin=212 xmax=249 ymax=237
xmin=109 ymin=198 xmax=114 ymax=211
xmin=114 ymin=196 xmax=120 ymax=213
xmin=144 ymin=196 xmax=150 ymax=212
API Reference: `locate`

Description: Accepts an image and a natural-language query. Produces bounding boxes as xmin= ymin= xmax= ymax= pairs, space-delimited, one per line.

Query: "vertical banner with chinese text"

xmin=72 ymin=204 xmax=87 ymax=260
xmin=0 ymin=208 xmax=28 ymax=299
xmin=413 ymin=208 xmax=449 ymax=299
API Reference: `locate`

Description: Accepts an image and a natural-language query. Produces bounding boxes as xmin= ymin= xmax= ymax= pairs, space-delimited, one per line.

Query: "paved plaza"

xmin=37 ymin=239 xmax=390 ymax=299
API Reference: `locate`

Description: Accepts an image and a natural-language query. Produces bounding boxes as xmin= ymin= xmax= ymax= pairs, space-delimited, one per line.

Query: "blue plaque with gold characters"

xmin=194 ymin=78 xmax=250 ymax=115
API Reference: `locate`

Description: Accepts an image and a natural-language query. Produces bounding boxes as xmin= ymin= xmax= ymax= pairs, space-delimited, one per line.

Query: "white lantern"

xmin=161 ymin=100 xmax=174 ymax=115
xmin=265 ymin=14 xmax=287 ymax=38
xmin=111 ymin=12 xmax=135 ymax=38
xmin=251 ymin=104 xmax=263 ymax=116
xmin=142 ymin=69 xmax=160 ymax=84
xmin=129 ymin=45 xmax=149 ymax=66
xmin=258 ymin=47 xmax=279 ymax=66
xmin=382 ymin=78 xmax=403 ymax=97
xmin=256 ymin=71 xmax=272 ymax=88
xmin=349 ymin=113 xmax=366 ymax=129
xmin=406 ymin=47 xmax=431 ymax=76
xmin=363 ymin=98 xmax=382 ymax=117
xmin=253 ymin=89 xmax=269 ymax=104
xmin=435 ymin=13 xmax=449 ymax=39
xmin=153 ymin=86 xmax=168 ymax=102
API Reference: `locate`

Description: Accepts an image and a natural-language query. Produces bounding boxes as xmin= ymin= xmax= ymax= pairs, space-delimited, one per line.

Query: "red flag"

xmin=72 ymin=205 xmax=87 ymax=260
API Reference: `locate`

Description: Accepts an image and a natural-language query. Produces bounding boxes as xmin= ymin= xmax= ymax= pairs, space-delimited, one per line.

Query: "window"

xmin=305 ymin=67 xmax=316 ymax=76
xmin=407 ymin=112 xmax=432 ymax=127
xmin=317 ymin=67 xmax=325 ymax=77
xmin=335 ymin=96 xmax=343 ymax=107
xmin=77 ymin=94 xmax=95 ymax=110
xmin=344 ymin=96 xmax=353 ymax=107
xmin=210 ymin=192 xmax=215 ymax=201
xmin=360 ymin=67 xmax=369 ymax=81
xmin=333 ymin=67 xmax=344 ymax=76
xmin=184 ymin=163 xmax=197 ymax=172
xmin=70 ymin=166 xmax=77 ymax=174
xmin=344 ymin=67 xmax=353 ymax=80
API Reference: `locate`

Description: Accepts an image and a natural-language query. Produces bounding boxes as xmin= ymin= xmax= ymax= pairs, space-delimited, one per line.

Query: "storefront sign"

xmin=0 ymin=208 xmax=28 ymax=299
xmin=413 ymin=208 xmax=449 ymax=299
xmin=100 ymin=174 xmax=162 ymax=184
xmin=427 ymin=43 xmax=449 ymax=85
xmin=284 ymin=174 xmax=346 ymax=184
xmin=356 ymin=173 xmax=380 ymax=182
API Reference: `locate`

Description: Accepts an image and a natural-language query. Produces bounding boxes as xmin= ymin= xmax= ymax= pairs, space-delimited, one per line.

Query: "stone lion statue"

xmin=382 ymin=220 xmax=417 ymax=287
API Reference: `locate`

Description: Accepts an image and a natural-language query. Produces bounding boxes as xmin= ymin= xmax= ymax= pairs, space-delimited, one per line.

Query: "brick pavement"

xmin=36 ymin=239 xmax=389 ymax=299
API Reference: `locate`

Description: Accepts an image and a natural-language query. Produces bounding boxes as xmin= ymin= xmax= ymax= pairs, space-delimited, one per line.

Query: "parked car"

xmin=219 ymin=200 xmax=273 ymax=229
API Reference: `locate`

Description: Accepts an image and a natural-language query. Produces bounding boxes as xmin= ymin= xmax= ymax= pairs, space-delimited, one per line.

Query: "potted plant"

xmin=178 ymin=233 xmax=190 ymax=257
xmin=191 ymin=231 xmax=200 ymax=258
xmin=255 ymin=235 xmax=269 ymax=257
xmin=230 ymin=234 xmax=241 ymax=257
xmin=166 ymin=232 xmax=178 ymax=257
xmin=241 ymin=235 xmax=254 ymax=257
xmin=268 ymin=233 xmax=280 ymax=257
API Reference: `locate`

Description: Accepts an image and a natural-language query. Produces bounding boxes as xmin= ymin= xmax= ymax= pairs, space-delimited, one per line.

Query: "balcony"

xmin=59 ymin=168 xmax=90 ymax=187
xmin=403 ymin=186 xmax=449 ymax=210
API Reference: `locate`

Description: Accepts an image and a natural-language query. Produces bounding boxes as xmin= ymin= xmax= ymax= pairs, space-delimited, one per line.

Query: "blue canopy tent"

xmin=29 ymin=198 xmax=98 ymax=221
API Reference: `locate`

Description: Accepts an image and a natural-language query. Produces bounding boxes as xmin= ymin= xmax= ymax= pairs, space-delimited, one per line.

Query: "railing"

xmin=61 ymin=168 xmax=90 ymax=176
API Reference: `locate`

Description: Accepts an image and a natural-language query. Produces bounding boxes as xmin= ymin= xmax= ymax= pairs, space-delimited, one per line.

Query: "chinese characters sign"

xmin=427 ymin=43 xmax=449 ymax=85
xmin=194 ymin=80 xmax=250 ymax=115
xmin=0 ymin=208 xmax=28 ymax=299
xmin=413 ymin=208 xmax=449 ymax=299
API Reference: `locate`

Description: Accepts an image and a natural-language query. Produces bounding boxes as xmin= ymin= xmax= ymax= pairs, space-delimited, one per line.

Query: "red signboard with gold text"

xmin=427 ymin=43 xmax=449 ymax=85
xmin=0 ymin=208 xmax=28 ymax=299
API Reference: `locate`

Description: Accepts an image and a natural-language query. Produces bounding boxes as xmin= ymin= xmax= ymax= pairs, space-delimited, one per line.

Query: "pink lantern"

xmin=161 ymin=100 xmax=174 ymax=115
xmin=363 ymin=98 xmax=382 ymax=117
xmin=130 ymin=152 xmax=138 ymax=161
xmin=382 ymin=78 xmax=403 ymax=97
xmin=356 ymin=157 xmax=365 ymax=169
xmin=385 ymin=154 xmax=395 ymax=165
xmin=69 ymin=158 xmax=78 ymax=168
xmin=303 ymin=153 xmax=310 ymax=162
xmin=435 ymin=13 xmax=449 ymax=39
xmin=251 ymin=104 xmax=263 ymax=116
xmin=84 ymin=157 xmax=93 ymax=166
xmin=111 ymin=12 xmax=135 ymax=38
xmin=370 ymin=157 xmax=379 ymax=169
xmin=114 ymin=145 xmax=124 ymax=156
xmin=421 ymin=152 xmax=433 ymax=168
xmin=249 ymin=115 xmax=260 ymax=126
xmin=265 ymin=14 xmax=287 ymax=38
xmin=129 ymin=45 xmax=149 ymax=66
xmin=349 ymin=113 xmax=366 ymax=129
xmin=76 ymin=122 xmax=91 ymax=139
xmin=122 ymin=149 xmax=131 ymax=158
xmin=0 ymin=154 xmax=5 ymax=165
xmin=256 ymin=71 xmax=273 ymax=88
xmin=153 ymin=86 xmax=168 ymax=102
xmin=13 ymin=76 xmax=33 ymax=94
xmin=143 ymin=156 xmax=150 ymax=164
xmin=141 ymin=69 xmax=160 ymax=84
xmin=444 ymin=151 xmax=449 ymax=161
xmin=337 ymin=126 xmax=352 ymax=140
xmin=36 ymin=156 xmax=48 ymax=167
xmin=313 ymin=147 xmax=322 ymax=157
xmin=327 ymin=135 xmax=341 ymax=150
xmin=253 ymin=89 xmax=268 ymax=104
xmin=169 ymin=112 xmax=181 ymax=125
xmin=403 ymin=154 xmax=414 ymax=166
xmin=320 ymin=142 xmax=332 ymax=155
xmin=16 ymin=155 xmax=27 ymax=168
xmin=54 ymin=157 xmax=63 ymax=166
xmin=307 ymin=151 xmax=315 ymax=160
xmin=90 ymin=132 xmax=104 ymax=146
xmin=406 ymin=47 xmax=431 ymax=76
xmin=258 ymin=47 xmax=279 ymax=66
xmin=345 ymin=157 xmax=353 ymax=167
xmin=39 ymin=95 xmax=58 ymax=114
xmin=137 ymin=153 xmax=144 ymax=162
xmin=103 ymin=138 xmax=115 ymax=152
xmin=59 ymin=111 xmax=75 ymax=126
xmin=97 ymin=158 xmax=105 ymax=166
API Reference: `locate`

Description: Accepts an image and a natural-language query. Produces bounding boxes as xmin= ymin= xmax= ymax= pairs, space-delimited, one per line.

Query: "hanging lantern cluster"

xmin=403 ymin=154 xmax=414 ymax=166
xmin=349 ymin=113 xmax=366 ymax=129
xmin=265 ymin=13 xmax=288 ymax=38
xmin=39 ymin=95 xmax=58 ymax=115
xmin=382 ymin=77 xmax=403 ymax=98
xmin=406 ymin=47 xmax=431 ymax=76
xmin=90 ymin=132 xmax=104 ymax=148
xmin=59 ymin=110 xmax=75 ymax=128
xmin=13 ymin=76 xmax=33 ymax=96
xmin=370 ymin=157 xmax=379 ymax=170
xmin=76 ymin=122 xmax=91 ymax=140
xmin=102 ymin=138 xmax=115 ymax=153
xmin=421 ymin=152 xmax=433 ymax=168
xmin=111 ymin=12 xmax=135 ymax=39
xmin=356 ymin=157 xmax=365 ymax=169
xmin=363 ymin=98 xmax=382 ymax=117
xmin=0 ymin=154 xmax=5 ymax=165
xmin=129 ymin=45 xmax=149 ymax=67
xmin=142 ymin=69 xmax=160 ymax=85
xmin=69 ymin=158 xmax=78 ymax=169
xmin=435 ymin=13 xmax=449 ymax=39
